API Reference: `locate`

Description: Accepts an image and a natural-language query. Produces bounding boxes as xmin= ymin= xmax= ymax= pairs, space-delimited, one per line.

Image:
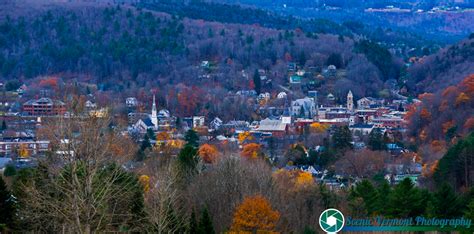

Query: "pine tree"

xmin=0 ymin=176 xmax=15 ymax=228
xmin=352 ymin=180 xmax=380 ymax=216
xmin=386 ymin=178 xmax=425 ymax=218
xmin=188 ymin=209 xmax=198 ymax=234
xmin=434 ymin=133 xmax=474 ymax=190
xmin=140 ymin=134 xmax=152 ymax=151
xmin=1 ymin=120 xmax=6 ymax=131
xmin=431 ymin=183 xmax=462 ymax=218
xmin=253 ymin=69 xmax=261 ymax=95
xmin=303 ymin=226 xmax=316 ymax=234
xmin=332 ymin=126 xmax=352 ymax=150
xmin=368 ymin=128 xmax=386 ymax=151
xmin=184 ymin=130 xmax=199 ymax=148
xmin=198 ymin=207 xmax=215 ymax=234
xmin=146 ymin=128 xmax=155 ymax=140
xmin=465 ymin=199 xmax=474 ymax=221
xmin=177 ymin=145 xmax=199 ymax=173
xmin=376 ymin=180 xmax=391 ymax=215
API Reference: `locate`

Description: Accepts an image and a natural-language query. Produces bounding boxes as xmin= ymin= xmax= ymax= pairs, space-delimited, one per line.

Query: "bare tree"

xmin=16 ymin=116 xmax=143 ymax=233
xmin=335 ymin=149 xmax=387 ymax=179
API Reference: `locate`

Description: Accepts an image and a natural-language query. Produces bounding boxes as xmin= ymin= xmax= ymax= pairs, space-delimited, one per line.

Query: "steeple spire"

xmin=347 ymin=90 xmax=354 ymax=112
xmin=151 ymin=94 xmax=158 ymax=128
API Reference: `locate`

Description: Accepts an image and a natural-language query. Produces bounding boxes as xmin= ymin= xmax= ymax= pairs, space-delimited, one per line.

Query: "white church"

xmin=133 ymin=95 xmax=173 ymax=133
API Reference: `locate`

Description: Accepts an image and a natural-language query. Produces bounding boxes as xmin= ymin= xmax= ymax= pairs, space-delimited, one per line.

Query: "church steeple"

xmin=347 ymin=90 xmax=354 ymax=112
xmin=151 ymin=94 xmax=158 ymax=128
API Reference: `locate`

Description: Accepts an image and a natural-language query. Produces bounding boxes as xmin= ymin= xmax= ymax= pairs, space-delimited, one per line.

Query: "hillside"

xmin=214 ymin=0 xmax=474 ymax=44
xmin=0 ymin=2 xmax=406 ymax=119
xmin=408 ymin=36 xmax=474 ymax=92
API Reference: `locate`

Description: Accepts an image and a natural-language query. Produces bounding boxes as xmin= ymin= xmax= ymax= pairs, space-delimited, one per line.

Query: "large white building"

xmin=290 ymin=98 xmax=317 ymax=119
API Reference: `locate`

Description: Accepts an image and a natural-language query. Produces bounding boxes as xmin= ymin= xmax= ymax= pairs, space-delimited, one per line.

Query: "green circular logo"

xmin=319 ymin=208 xmax=345 ymax=233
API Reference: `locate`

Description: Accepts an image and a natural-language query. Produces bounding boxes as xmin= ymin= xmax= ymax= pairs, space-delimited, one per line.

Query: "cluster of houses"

xmin=1 ymin=65 xmax=419 ymax=187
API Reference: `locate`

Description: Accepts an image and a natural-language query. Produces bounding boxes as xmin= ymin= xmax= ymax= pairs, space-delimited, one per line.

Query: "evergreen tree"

xmin=302 ymin=226 xmax=316 ymax=234
xmin=253 ymin=69 xmax=261 ymax=95
xmin=177 ymin=144 xmax=199 ymax=172
xmin=146 ymin=128 xmax=156 ymax=140
xmin=197 ymin=207 xmax=215 ymax=234
xmin=319 ymin=184 xmax=334 ymax=209
xmin=434 ymin=133 xmax=474 ymax=190
xmin=140 ymin=134 xmax=152 ymax=151
xmin=368 ymin=128 xmax=387 ymax=151
xmin=376 ymin=180 xmax=391 ymax=215
xmin=332 ymin=126 xmax=352 ymax=150
xmin=184 ymin=130 xmax=199 ymax=148
xmin=1 ymin=120 xmax=6 ymax=131
xmin=351 ymin=180 xmax=380 ymax=216
xmin=386 ymin=178 xmax=425 ymax=218
xmin=465 ymin=199 xmax=474 ymax=221
xmin=3 ymin=164 xmax=16 ymax=177
xmin=431 ymin=183 xmax=462 ymax=217
xmin=189 ymin=209 xmax=198 ymax=234
xmin=0 ymin=176 xmax=15 ymax=228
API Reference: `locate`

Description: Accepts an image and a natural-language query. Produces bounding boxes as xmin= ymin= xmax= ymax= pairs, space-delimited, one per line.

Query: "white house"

xmin=290 ymin=98 xmax=317 ymax=119
xmin=126 ymin=97 xmax=138 ymax=107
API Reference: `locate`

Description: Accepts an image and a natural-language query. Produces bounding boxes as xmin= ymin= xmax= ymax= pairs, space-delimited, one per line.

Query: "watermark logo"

xmin=319 ymin=208 xmax=345 ymax=233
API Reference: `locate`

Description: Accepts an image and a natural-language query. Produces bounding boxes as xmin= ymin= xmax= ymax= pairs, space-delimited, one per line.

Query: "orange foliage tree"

xmin=241 ymin=143 xmax=262 ymax=159
xmin=139 ymin=175 xmax=150 ymax=194
xmin=198 ymin=143 xmax=219 ymax=163
xmin=273 ymin=169 xmax=314 ymax=190
xmin=18 ymin=144 xmax=29 ymax=158
xmin=310 ymin=122 xmax=329 ymax=134
xmin=461 ymin=74 xmax=474 ymax=95
xmin=238 ymin=131 xmax=254 ymax=144
xmin=464 ymin=117 xmax=474 ymax=131
xmin=231 ymin=195 xmax=280 ymax=232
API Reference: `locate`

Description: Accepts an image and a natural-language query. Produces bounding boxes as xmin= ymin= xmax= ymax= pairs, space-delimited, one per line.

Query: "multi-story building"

xmin=23 ymin=98 xmax=66 ymax=116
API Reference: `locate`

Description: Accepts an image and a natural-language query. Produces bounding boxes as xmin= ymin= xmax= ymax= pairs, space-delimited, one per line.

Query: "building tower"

xmin=347 ymin=90 xmax=354 ymax=112
xmin=151 ymin=94 xmax=158 ymax=128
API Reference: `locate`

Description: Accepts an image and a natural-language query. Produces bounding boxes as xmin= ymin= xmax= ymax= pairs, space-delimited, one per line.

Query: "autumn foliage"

xmin=241 ymin=143 xmax=262 ymax=159
xmin=272 ymin=169 xmax=314 ymax=190
xmin=198 ymin=144 xmax=219 ymax=163
xmin=238 ymin=131 xmax=254 ymax=144
xmin=406 ymin=74 xmax=474 ymax=143
xmin=139 ymin=175 xmax=151 ymax=193
xmin=231 ymin=195 xmax=280 ymax=232
xmin=309 ymin=122 xmax=329 ymax=133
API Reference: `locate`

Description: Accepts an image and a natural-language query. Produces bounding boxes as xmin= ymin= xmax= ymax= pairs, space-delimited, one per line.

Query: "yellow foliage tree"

xmin=295 ymin=171 xmax=313 ymax=187
xmin=238 ymin=131 xmax=254 ymax=144
xmin=272 ymin=169 xmax=314 ymax=190
xmin=156 ymin=131 xmax=171 ymax=141
xmin=198 ymin=143 xmax=219 ymax=163
xmin=241 ymin=143 xmax=261 ymax=159
xmin=18 ymin=144 xmax=29 ymax=158
xmin=455 ymin=92 xmax=470 ymax=106
xmin=231 ymin=195 xmax=280 ymax=232
xmin=309 ymin=122 xmax=329 ymax=133
xmin=139 ymin=175 xmax=150 ymax=193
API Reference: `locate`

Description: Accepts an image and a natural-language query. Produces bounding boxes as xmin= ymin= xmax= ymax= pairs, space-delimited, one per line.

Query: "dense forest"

xmin=0 ymin=3 xmax=407 ymax=120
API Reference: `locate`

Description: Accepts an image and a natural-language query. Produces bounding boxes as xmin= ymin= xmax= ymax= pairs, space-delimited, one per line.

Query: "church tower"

xmin=347 ymin=90 xmax=354 ymax=112
xmin=151 ymin=95 xmax=158 ymax=128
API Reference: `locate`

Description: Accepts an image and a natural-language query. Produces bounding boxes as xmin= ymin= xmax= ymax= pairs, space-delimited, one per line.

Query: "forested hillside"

xmin=408 ymin=37 xmax=474 ymax=92
xmin=0 ymin=2 xmax=406 ymax=119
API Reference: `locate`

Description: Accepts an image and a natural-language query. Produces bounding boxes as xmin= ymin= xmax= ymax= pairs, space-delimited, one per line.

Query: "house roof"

xmin=350 ymin=123 xmax=374 ymax=129
xmin=23 ymin=98 xmax=65 ymax=106
xmin=256 ymin=118 xmax=287 ymax=132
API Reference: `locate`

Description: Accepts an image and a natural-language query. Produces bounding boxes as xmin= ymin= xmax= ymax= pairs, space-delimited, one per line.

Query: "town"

xmin=0 ymin=60 xmax=421 ymax=189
